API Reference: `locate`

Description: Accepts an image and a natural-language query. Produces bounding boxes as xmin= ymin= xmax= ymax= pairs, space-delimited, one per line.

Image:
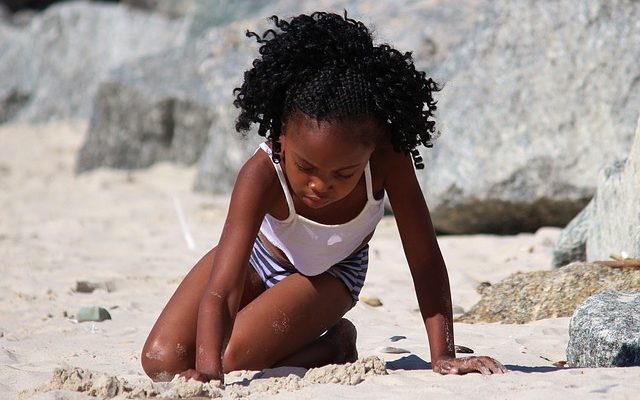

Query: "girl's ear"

xmin=279 ymin=121 xmax=288 ymax=148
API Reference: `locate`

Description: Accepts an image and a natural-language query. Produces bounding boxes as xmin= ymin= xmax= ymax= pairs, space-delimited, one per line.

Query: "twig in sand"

xmin=594 ymin=259 xmax=640 ymax=269
xmin=172 ymin=195 xmax=196 ymax=250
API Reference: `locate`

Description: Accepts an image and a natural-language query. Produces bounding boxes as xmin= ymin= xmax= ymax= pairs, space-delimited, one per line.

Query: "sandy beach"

xmin=2 ymin=121 xmax=639 ymax=399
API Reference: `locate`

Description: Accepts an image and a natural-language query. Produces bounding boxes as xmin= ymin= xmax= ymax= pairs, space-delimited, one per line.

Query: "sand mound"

xmin=304 ymin=356 xmax=387 ymax=385
xmin=21 ymin=357 xmax=387 ymax=399
xmin=20 ymin=366 xmax=223 ymax=399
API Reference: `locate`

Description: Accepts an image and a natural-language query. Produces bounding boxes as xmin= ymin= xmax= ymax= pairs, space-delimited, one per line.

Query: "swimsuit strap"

xmin=259 ymin=143 xmax=296 ymax=219
xmin=364 ymin=162 xmax=375 ymax=203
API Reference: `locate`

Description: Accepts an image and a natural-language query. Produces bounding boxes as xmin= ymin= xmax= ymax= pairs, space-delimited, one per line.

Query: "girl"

xmin=142 ymin=11 xmax=506 ymax=382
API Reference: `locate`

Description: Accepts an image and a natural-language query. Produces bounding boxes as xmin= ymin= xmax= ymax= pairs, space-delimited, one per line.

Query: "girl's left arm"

xmin=384 ymin=149 xmax=506 ymax=375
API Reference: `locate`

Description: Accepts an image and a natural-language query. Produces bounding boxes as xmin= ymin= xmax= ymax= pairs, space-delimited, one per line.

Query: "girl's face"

xmin=280 ymin=114 xmax=379 ymax=209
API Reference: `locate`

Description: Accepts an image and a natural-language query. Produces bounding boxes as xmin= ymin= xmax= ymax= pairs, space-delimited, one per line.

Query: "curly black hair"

xmin=233 ymin=11 xmax=440 ymax=169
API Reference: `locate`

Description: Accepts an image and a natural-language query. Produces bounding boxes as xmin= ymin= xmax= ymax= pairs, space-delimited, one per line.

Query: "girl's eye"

xmin=336 ymin=173 xmax=354 ymax=180
xmin=296 ymin=163 xmax=313 ymax=173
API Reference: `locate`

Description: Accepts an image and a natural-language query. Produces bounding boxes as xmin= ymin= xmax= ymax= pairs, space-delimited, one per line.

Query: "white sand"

xmin=1 ymin=121 xmax=639 ymax=399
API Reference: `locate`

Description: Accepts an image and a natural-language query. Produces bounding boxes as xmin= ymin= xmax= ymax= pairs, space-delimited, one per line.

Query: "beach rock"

xmin=76 ymin=306 xmax=112 ymax=322
xmin=567 ymin=290 xmax=640 ymax=367
xmin=455 ymin=345 xmax=474 ymax=354
xmin=423 ymin=0 xmax=640 ymax=233
xmin=0 ymin=1 xmax=187 ymax=123
xmin=75 ymin=280 xmax=116 ymax=293
xmin=586 ymin=117 xmax=640 ymax=261
xmin=457 ymin=263 xmax=640 ymax=324
xmin=76 ymin=41 xmax=214 ymax=172
xmin=360 ymin=296 xmax=383 ymax=307
xmin=552 ymin=200 xmax=593 ymax=267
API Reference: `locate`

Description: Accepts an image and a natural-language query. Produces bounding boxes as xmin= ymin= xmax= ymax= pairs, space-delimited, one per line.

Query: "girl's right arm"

xmin=193 ymin=153 xmax=278 ymax=381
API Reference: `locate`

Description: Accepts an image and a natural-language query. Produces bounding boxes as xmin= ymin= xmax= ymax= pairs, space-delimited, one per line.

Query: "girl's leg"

xmin=271 ymin=317 xmax=358 ymax=368
xmin=141 ymin=247 xmax=264 ymax=381
xmin=221 ymin=272 xmax=355 ymax=372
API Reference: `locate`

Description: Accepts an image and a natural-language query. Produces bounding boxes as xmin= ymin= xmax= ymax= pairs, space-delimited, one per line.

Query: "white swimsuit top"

xmin=258 ymin=143 xmax=385 ymax=276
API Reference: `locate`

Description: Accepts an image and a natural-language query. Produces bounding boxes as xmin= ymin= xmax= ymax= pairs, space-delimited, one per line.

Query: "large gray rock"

xmin=552 ymin=200 xmax=593 ymax=267
xmin=567 ymin=290 xmax=640 ymax=368
xmin=195 ymin=0 xmax=640 ymax=235
xmin=554 ymin=116 xmax=640 ymax=265
xmin=76 ymin=42 xmax=214 ymax=171
xmin=587 ymin=117 xmax=640 ymax=261
xmin=0 ymin=1 xmax=188 ymax=122
xmin=423 ymin=0 xmax=640 ymax=233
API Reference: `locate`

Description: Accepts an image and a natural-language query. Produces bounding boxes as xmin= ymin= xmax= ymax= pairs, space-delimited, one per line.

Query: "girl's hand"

xmin=433 ymin=356 xmax=508 ymax=375
xmin=179 ymin=368 xmax=224 ymax=384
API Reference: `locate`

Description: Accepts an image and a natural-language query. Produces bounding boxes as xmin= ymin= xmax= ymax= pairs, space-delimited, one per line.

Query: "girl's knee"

xmin=141 ymin=338 xmax=192 ymax=381
xmin=222 ymin=338 xmax=269 ymax=373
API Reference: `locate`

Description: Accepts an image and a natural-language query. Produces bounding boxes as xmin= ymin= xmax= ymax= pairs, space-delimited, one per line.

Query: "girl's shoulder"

xmin=368 ymin=145 xmax=394 ymax=200
xmin=370 ymin=144 xmax=422 ymax=202
xmin=234 ymin=146 xmax=283 ymax=209
xmin=370 ymin=144 xmax=413 ymax=180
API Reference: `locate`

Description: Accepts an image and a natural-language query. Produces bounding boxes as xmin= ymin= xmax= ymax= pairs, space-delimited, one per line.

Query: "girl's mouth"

xmin=302 ymin=194 xmax=330 ymax=208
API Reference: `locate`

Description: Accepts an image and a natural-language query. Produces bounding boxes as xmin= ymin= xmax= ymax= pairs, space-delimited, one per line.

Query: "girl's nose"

xmin=309 ymin=176 xmax=330 ymax=194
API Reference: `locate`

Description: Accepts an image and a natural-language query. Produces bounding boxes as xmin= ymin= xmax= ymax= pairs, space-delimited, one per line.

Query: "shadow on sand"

xmin=385 ymin=354 xmax=565 ymax=374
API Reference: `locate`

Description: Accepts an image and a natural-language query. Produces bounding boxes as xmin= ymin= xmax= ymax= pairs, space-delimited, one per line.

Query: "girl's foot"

xmin=324 ymin=318 xmax=358 ymax=364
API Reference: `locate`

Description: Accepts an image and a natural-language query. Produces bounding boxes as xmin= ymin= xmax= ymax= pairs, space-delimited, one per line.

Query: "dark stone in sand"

xmin=76 ymin=306 xmax=112 ymax=322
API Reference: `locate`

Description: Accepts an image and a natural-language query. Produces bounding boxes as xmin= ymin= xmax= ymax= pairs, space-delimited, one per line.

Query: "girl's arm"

xmin=384 ymin=149 xmax=506 ymax=375
xmin=194 ymin=154 xmax=277 ymax=381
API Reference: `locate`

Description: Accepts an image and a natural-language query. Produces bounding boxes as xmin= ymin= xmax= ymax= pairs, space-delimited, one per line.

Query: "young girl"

xmin=142 ymin=11 xmax=506 ymax=382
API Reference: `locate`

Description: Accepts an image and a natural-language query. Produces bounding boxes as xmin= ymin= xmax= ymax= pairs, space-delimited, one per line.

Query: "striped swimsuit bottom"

xmin=249 ymin=236 xmax=369 ymax=305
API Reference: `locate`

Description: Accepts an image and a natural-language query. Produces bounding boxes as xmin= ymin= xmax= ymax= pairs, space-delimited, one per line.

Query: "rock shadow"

xmin=504 ymin=365 xmax=562 ymax=373
xmin=386 ymin=354 xmax=432 ymax=371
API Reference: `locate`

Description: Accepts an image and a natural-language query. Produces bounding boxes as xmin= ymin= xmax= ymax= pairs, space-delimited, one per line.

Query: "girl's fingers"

xmin=476 ymin=357 xmax=507 ymax=374
xmin=493 ymin=359 xmax=509 ymax=374
xmin=433 ymin=359 xmax=453 ymax=374
xmin=179 ymin=369 xmax=199 ymax=380
xmin=436 ymin=356 xmax=507 ymax=375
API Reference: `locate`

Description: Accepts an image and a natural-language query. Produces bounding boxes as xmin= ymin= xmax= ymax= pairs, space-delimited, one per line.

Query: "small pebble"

xmin=75 ymin=280 xmax=115 ymax=293
xmin=389 ymin=335 xmax=407 ymax=342
xmin=75 ymin=281 xmax=97 ymax=293
xmin=455 ymin=345 xmax=474 ymax=354
xmin=360 ymin=296 xmax=383 ymax=307
xmin=553 ymin=360 xmax=567 ymax=368
xmin=378 ymin=346 xmax=411 ymax=354
xmin=76 ymin=306 xmax=112 ymax=322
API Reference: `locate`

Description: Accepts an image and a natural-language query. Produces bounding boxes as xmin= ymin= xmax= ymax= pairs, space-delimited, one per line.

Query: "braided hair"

xmin=233 ymin=11 xmax=440 ymax=169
